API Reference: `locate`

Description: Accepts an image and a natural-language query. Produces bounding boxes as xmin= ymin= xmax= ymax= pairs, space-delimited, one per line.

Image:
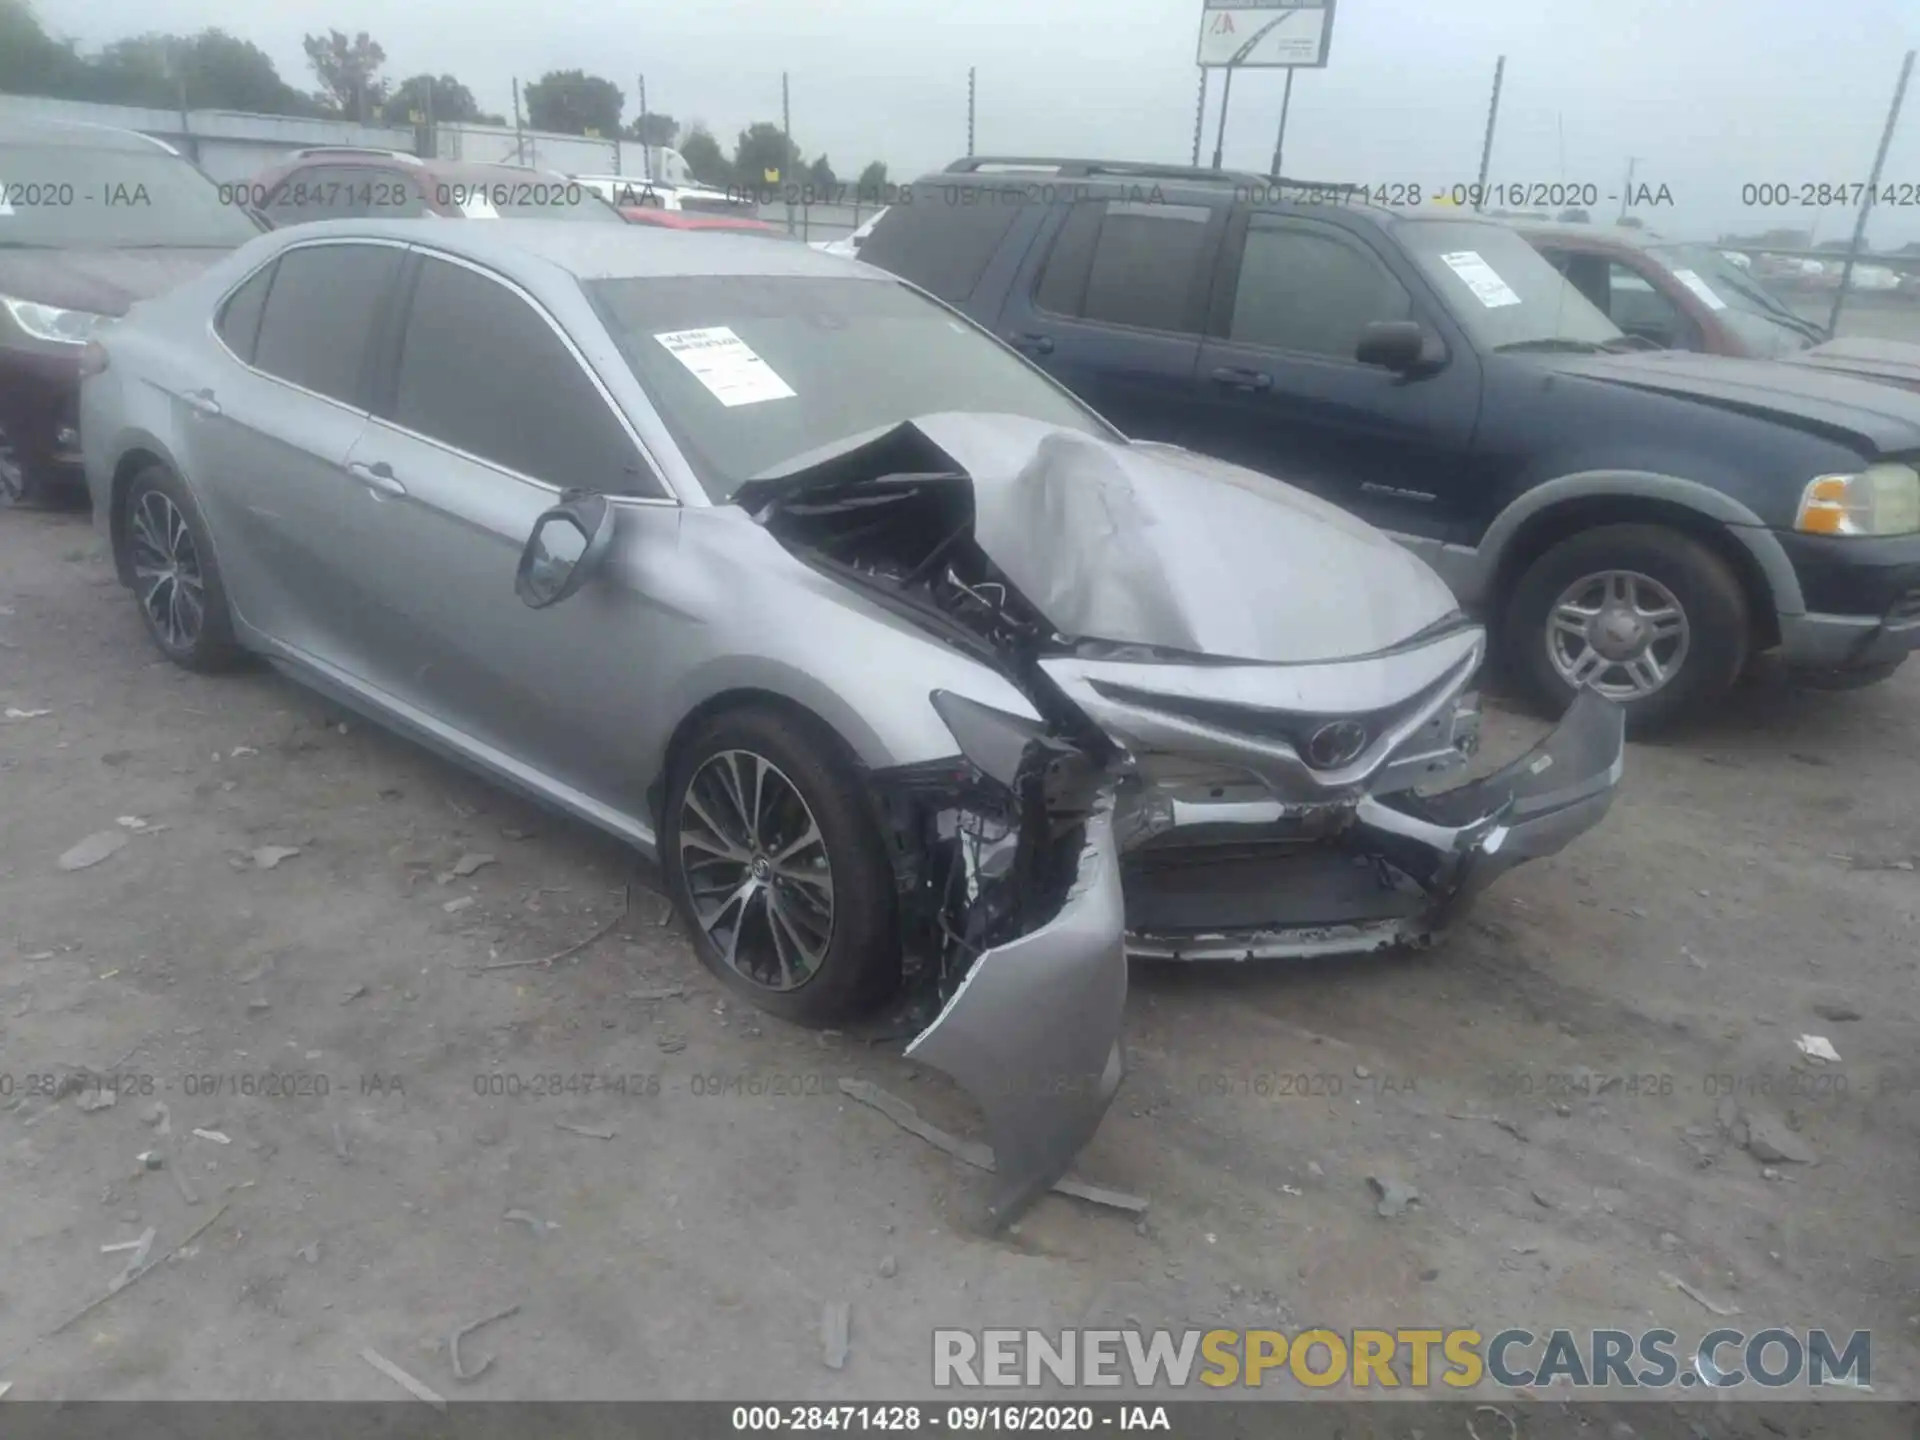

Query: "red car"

xmin=615 ymin=207 xmax=792 ymax=239
xmin=1516 ymin=221 xmax=1920 ymax=393
xmin=240 ymin=148 xmax=624 ymax=225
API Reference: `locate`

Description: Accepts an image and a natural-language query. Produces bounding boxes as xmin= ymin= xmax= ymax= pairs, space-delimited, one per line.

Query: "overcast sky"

xmin=48 ymin=0 xmax=1920 ymax=244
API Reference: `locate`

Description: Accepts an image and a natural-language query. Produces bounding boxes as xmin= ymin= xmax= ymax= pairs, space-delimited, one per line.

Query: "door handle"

xmin=346 ymin=459 xmax=407 ymax=497
xmin=1010 ymin=331 xmax=1055 ymax=355
xmin=1210 ymin=366 xmax=1273 ymax=391
xmin=183 ymin=388 xmax=222 ymax=417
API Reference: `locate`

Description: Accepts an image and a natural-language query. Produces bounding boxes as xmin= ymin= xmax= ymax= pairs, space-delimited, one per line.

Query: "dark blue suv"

xmin=855 ymin=157 xmax=1920 ymax=732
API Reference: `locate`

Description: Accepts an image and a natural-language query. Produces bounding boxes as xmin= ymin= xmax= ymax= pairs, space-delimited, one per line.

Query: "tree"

xmin=855 ymin=160 xmax=889 ymax=200
xmin=807 ymin=155 xmax=836 ymax=190
xmin=0 ymin=0 xmax=91 ymax=99
xmin=381 ymin=74 xmax=501 ymax=126
xmin=627 ymin=111 xmax=677 ymax=146
xmin=525 ymin=69 xmax=623 ymax=137
xmin=733 ymin=121 xmax=799 ymax=187
xmin=87 ymin=30 xmax=315 ymax=113
xmin=303 ymin=29 xmax=387 ymax=121
xmin=679 ymin=124 xmax=729 ymax=187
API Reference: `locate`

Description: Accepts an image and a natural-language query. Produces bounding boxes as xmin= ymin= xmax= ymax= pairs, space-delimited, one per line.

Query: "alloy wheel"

xmin=1546 ymin=568 xmax=1690 ymax=701
xmin=129 ymin=489 xmax=207 ymax=652
xmin=677 ymin=749 xmax=835 ymax=991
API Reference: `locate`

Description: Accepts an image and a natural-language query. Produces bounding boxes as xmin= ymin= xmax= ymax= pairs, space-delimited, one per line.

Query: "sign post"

xmin=1196 ymin=0 xmax=1335 ymax=172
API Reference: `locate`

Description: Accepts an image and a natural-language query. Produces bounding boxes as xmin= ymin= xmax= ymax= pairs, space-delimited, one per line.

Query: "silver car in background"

xmin=79 ymin=220 xmax=1624 ymax=1223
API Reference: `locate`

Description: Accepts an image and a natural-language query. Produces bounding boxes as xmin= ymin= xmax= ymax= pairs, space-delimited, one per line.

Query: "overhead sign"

xmin=1197 ymin=0 xmax=1335 ymax=67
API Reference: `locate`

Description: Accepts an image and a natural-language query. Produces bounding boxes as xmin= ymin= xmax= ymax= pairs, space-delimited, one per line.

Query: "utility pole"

xmin=1831 ymin=48 xmax=1915 ymax=337
xmin=781 ymin=71 xmax=794 ymax=233
xmin=423 ymin=74 xmax=435 ymax=159
xmin=1472 ymin=55 xmax=1505 ymax=212
xmin=512 ymin=77 xmax=526 ymax=165
xmin=1267 ymin=70 xmax=1295 ymax=178
xmin=1190 ymin=67 xmax=1207 ymax=168
xmin=1617 ymin=156 xmax=1640 ymax=223
xmin=967 ymin=67 xmax=976 ymax=156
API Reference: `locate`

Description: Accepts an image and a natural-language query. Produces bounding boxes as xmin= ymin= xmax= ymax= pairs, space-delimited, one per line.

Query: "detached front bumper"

xmin=1125 ymin=688 xmax=1626 ymax=961
xmin=905 ymin=792 xmax=1128 ymax=1227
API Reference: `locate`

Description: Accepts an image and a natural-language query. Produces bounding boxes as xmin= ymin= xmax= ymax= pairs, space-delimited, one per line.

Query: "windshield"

xmin=1646 ymin=242 xmax=1823 ymax=356
xmin=1393 ymin=218 xmax=1624 ymax=351
xmin=588 ymin=275 xmax=1110 ymax=500
xmin=0 ymin=142 xmax=263 ymax=248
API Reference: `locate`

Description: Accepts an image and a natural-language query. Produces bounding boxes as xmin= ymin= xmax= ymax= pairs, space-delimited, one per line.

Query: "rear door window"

xmin=250 ymin=242 xmax=402 ymax=406
xmin=214 ymin=261 xmax=276 ymax=364
xmin=856 ymin=194 xmax=1022 ymax=302
xmin=1034 ymin=200 xmax=1214 ymax=334
xmin=388 ymin=255 xmax=657 ymax=495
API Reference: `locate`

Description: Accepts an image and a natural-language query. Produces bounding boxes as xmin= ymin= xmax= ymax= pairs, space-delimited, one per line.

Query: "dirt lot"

xmin=1 ymin=504 xmax=1916 ymax=1406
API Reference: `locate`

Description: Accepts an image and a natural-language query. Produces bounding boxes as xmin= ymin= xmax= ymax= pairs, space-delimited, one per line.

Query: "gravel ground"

xmin=1 ymin=505 xmax=1916 ymax=1406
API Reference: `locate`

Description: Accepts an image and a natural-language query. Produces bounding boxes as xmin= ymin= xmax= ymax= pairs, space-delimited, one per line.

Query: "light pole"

xmin=1617 ymin=156 xmax=1641 ymax=224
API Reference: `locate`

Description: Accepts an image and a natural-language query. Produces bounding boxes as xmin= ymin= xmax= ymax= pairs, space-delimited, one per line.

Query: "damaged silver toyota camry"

xmin=80 ymin=221 xmax=1625 ymax=1225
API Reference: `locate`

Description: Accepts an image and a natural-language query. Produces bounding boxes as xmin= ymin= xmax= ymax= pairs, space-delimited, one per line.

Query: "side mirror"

xmin=1355 ymin=320 xmax=1430 ymax=373
xmin=515 ymin=492 xmax=615 ymax=609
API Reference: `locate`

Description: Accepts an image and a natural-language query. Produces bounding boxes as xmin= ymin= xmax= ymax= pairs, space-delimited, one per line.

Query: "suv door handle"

xmin=1010 ymin=331 xmax=1055 ymax=355
xmin=1210 ymin=366 xmax=1273 ymax=392
xmin=183 ymin=388 xmax=222 ymax=417
xmin=346 ymin=459 xmax=407 ymax=498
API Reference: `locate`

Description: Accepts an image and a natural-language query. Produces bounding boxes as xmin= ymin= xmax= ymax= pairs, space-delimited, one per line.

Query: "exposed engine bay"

xmin=738 ymin=414 xmax=1626 ymax=1223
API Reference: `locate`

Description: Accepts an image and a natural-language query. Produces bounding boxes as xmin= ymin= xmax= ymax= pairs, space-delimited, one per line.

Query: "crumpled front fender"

xmin=904 ymin=792 xmax=1128 ymax=1228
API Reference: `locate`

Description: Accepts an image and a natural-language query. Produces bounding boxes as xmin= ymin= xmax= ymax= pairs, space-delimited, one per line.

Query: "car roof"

xmin=263 ymin=217 xmax=886 ymax=280
xmin=922 ymin=157 xmax=1403 ymax=218
xmin=0 ymin=115 xmax=179 ymax=154
xmin=1501 ymin=219 xmax=1669 ymax=250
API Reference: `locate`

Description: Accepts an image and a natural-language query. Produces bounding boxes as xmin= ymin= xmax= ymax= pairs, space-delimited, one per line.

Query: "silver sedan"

xmin=79 ymin=219 xmax=1624 ymax=1223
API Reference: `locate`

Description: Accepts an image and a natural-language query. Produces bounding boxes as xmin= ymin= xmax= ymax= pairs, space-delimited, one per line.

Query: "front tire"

xmin=121 ymin=464 xmax=245 ymax=672
xmin=1504 ymin=523 xmax=1749 ymax=735
xmin=662 ymin=705 xmax=900 ymax=1025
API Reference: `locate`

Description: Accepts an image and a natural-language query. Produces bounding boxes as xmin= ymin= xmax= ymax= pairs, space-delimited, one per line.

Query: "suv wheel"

xmin=1505 ymin=523 xmax=1749 ymax=734
xmin=662 ymin=705 xmax=900 ymax=1026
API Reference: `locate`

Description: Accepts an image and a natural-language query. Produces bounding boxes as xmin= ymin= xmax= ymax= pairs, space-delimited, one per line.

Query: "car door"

xmin=187 ymin=239 xmax=406 ymax=659
xmin=990 ymin=197 xmax=1222 ymax=442
xmin=1190 ymin=211 xmax=1481 ymax=541
xmin=341 ymin=248 xmax=679 ymax=811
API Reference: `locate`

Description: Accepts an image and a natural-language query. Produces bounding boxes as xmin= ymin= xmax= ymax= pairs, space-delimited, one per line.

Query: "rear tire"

xmin=121 ymin=464 xmax=245 ymax=672
xmin=662 ymin=705 xmax=900 ymax=1026
xmin=1504 ymin=523 xmax=1749 ymax=735
xmin=0 ymin=423 xmax=83 ymax=510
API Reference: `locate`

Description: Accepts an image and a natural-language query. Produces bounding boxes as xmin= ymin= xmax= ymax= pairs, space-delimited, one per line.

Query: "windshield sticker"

xmin=1438 ymin=250 xmax=1522 ymax=308
xmin=654 ymin=326 xmax=797 ymax=407
xmin=1669 ymin=268 xmax=1728 ymax=311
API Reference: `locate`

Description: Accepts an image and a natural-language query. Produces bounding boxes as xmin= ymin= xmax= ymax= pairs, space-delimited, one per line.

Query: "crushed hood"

xmin=1787 ymin=337 xmax=1920 ymax=396
xmin=747 ymin=413 xmax=1462 ymax=666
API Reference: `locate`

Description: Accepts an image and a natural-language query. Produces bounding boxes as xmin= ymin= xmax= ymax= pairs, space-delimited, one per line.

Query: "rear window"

xmin=587 ymin=274 xmax=1108 ymax=500
xmin=856 ymin=194 xmax=1022 ymax=302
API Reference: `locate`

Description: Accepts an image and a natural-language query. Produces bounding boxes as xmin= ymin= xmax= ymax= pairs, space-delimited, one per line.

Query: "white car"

xmin=572 ymin=173 xmax=751 ymax=216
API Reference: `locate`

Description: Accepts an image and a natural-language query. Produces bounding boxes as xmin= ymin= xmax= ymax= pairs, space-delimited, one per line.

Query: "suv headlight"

xmin=2 ymin=295 xmax=109 ymax=346
xmin=1795 ymin=464 xmax=1920 ymax=536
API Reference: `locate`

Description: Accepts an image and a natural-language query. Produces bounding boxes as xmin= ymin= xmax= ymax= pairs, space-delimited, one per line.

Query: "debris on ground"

xmin=1661 ymin=1270 xmax=1740 ymax=1317
xmin=473 ymin=882 xmax=639 ymax=972
xmin=249 ymin=846 xmax=301 ymax=870
xmin=449 ymin=1302 xmax=521 ymax=1383
xmin=656 ymin=1035 xmax=687 ymax=1053
xmin=442 ymin=897 xmax=475 ymax=914
xmin=554 ymin=1122 xmax=615 ymax=1141
xmin=107 ymin=1228 xmax=157 ymax=1291
xmin=3 ymin=707 xmax=53 ymax=720
xmin=115 ymin=815 xmax=149 ymax=831
xmin=57 ymin=831 xmax=127 ymax=871
xmin=331 ymin=1121 xmax=351 ymax=1162
xmin=836 ymin=1078 xmax=1149 ymax=1215
xmin=503 ymin=1208 xmax=557 ymax=1235
xmin=1464 ymin=1405 xmax=1517 ymax=1440
xmin=136 ymin=1150 xmax=164 ymax=1171
xmin=1811 ymin=1003 xmax=1862 ymax=1023
xmin=1741 ymin=1112 xmax=1817 ymax=1166
xmin=75 ymin=1086 xmax=116 ymax=1113
xmin=99 ymin=1237 xmax=147 ymax=1254
xmin=440 ymin=853 xmax=497 ymax=882
xmin=626 ymin=985 xmax=685 ymax=1002
xmin=878 ymin=1256 xmax=898 ymax=1279
xmin=297 ymin=1242 xmax=320 ymax=1265
xmin=360 ymin=1347 xmax=447 ymax=1410
xmin=1795 ymin=1034 xmax=1841 ymax=1063
xmin=822 ymin=1302 xmax=852 ymax=1370
xmin=48 ymin=1203 xmax=228 ymax=1336
xmin=342 ymin=984 xmax=367 ymax=1003
xmin=1366 ymin=1175 xmax=1421 ymax=1218
xmin=192 ymin=1128 xmax=232 ymax=1146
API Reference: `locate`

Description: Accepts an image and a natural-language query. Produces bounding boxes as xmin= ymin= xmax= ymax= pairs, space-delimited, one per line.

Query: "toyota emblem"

xmin=1305 ymin=719 xmax=1369 ymax=769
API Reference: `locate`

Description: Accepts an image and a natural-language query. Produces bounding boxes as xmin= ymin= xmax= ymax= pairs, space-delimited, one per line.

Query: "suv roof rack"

xmin=289 ymin=146 xmax=424 ymax=164
xmin=944 ymin=156 xmax=1378 ymax=197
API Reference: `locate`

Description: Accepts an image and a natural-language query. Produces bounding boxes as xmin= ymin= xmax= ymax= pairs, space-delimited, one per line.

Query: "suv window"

xmin=391 ymin=256 xmax=656 ymax=495
xmin=250 ymin=242 xmax=401 ymax=405
xmin=214 ymin=261 xmax=276 ymax=364
xmin=1227 ymin=219 xmax=1412 ymax=357
xmin=856 ymin=194 xmax=1021 ymax=302
xmin=1035 ymin=200 xmax=1212 ymax=334
xmin=1607 ymin=261 xmax=1692 ymax=345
